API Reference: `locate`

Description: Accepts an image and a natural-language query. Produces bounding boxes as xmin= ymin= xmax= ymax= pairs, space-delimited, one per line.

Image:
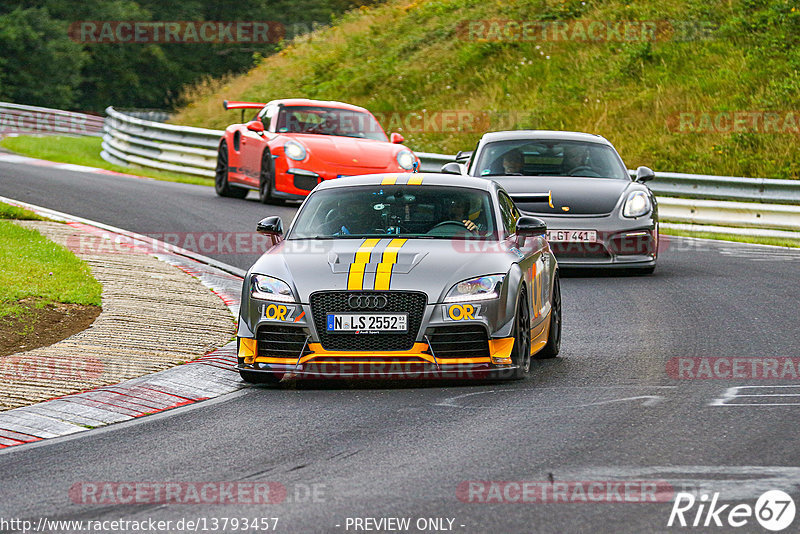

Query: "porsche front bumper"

xmin=526 ymin=212 xmax=658 ymax=268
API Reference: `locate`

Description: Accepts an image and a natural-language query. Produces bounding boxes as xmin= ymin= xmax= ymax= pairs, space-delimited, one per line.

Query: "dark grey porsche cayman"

xmin=444 ymin=131 xmax=658 ymax=273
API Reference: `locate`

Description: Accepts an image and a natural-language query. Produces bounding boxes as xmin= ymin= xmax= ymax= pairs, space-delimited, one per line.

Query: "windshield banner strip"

xmin=407 ymin=175 xmax=424 ymax=185
xmin=381 ymin=176 xmax=398 ymax=185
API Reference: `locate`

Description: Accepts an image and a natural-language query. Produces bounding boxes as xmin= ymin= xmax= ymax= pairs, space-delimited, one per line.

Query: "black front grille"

xmin=551 ymin=242 xmax=611 ymax=259
xmin=310 ymin=291 xmax=427 ymax=351
xmin=257 ymin=325 xmax=311 ymax=358
xmin=293 ymin=174 xmax=319 ymax=191
xmin=425 ymin=325 xmax=490 ymax=360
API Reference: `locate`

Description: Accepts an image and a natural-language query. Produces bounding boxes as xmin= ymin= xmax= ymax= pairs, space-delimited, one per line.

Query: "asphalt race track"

xmin=2 ymin=160 xmax=800 ymax=533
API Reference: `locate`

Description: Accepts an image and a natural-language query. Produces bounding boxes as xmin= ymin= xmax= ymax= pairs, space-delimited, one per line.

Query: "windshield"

xmin=473 ymin=139 xmax=629 ymax=180
xmin=276 ymin=106 xmax=388 ymax=141
xmin=289 ymin=185 xmax=497 ymax=240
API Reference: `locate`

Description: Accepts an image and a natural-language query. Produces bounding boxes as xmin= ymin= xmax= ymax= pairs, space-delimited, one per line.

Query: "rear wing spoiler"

xmin=223 ymin=100 xmax=267 ymax=110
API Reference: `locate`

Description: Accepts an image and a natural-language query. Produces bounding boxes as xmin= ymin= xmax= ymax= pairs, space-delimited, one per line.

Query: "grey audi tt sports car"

xmin=443 ymin=131 xmax=658 ymax=272
xmin=236 ymin=173 xmax=561 ymax=384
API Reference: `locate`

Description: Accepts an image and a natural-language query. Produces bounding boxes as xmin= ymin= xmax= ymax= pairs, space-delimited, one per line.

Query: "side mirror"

xmin=516 ymin=216 xmax=547 ymax=237
xmin=390 ymin=132 xmax=404 ymax=144
xmin=246 ymin=120 xmax=265 ymax=134
xmin=440 ymin=162 xmax=463 ymax=175
xmin=635 ymin=166 xmax=655 ymax=183
xmin=455 ymin=150 xmax=473 ymax=163
xmin=256 ymin=216 xmax=283 ymax=236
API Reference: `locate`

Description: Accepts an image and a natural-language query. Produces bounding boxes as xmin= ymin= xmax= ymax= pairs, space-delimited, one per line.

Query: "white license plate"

xmin=546 ymin=230 xmax=597 ymax=242
xmin=326 ymin=313 xmax=407 ymax=333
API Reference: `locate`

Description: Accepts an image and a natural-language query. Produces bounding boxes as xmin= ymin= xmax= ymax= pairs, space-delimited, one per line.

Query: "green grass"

xmin=0 ymin=135 xmax=214 ymax=187
xmin=662 ymin=227 xmax=800 ymax=249
xmin=0 ymin=202 xmax=46 ymax=221
xmin=0 ymin=204 xmax=102 ymax=320
xmin=173 ymin=0 xmax=800 ymax=180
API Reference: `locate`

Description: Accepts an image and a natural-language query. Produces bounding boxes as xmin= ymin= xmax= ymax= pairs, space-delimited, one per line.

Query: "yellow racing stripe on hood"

xmin=374 ymin=238 xmax=407 ymax=290
xmin=348 ymin=238 xmax=381 ymax=290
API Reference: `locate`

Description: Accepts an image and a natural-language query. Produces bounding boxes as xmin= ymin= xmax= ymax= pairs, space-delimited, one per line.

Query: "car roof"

xmin=314 ymin=173 xmax=495 ymax=192
xmin=479 ymin=130 xmax=613 ymax=146
xmin=266 ymin=98 xmax=370 ymax=114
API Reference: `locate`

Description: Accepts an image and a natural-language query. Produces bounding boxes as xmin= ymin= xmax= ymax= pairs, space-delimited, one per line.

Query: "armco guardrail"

xmin=416 ymin=152 xmax=457 ymax=173
xmin=101 ymin=106 xmax=222 ymax=177
xmin=642 ymin=172 xmax=800 ymax=205
xmin=658 ymin=198 xmax=800 ymax=231
xmin=0 ymin=102 xmax=104 ymax=137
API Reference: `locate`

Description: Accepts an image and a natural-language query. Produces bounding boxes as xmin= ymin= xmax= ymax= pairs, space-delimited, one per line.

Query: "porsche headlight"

xmin=623 ymin=190 xmax=651 ymax=218
xmin=396 ymin=149 xmax=415 ymax=170
xmin=444 ymin=275 xmax=504 ymax=303
xmin=251 ymin=274 xmax=295 ymax=302
xmin=284 ymin=140 xmax=307 ymax=161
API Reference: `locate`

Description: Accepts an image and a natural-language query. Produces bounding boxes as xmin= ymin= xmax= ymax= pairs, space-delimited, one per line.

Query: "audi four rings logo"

xmin=347 ymin=295 xmax=388 ymax=309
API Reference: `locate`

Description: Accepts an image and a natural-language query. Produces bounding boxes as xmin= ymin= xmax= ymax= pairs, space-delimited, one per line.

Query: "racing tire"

xmin=215 ymin=141 xmax=248 ymax=199
xmin=258 ymin=150 xmax=283 ymax=205
xmin=510 ymin=289 xmax=532 ymax=380
xmin=536 ymin=274 xmax=561 ymax=359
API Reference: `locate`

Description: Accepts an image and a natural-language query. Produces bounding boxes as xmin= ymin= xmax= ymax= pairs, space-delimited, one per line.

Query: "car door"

xmin=239 ymin=105 xmax=275 ymax=185
xmin=499 ymin=191 xmax=547 ymax=323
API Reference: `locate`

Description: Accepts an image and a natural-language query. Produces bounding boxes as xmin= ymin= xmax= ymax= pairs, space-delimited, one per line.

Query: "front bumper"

xmin=525 ymin=212 xmax=658 ymax=268
xmin=237 ymin=336 xmax=518 ymax=380
xmin=236 ymin=361 xmax=518 ymax=380
xmin=237 ymin=286 xmax=552 ymax=381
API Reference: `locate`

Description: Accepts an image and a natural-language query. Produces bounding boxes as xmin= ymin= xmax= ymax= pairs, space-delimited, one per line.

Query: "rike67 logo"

xmin=668 ymin=490 xmax=796 ymax=531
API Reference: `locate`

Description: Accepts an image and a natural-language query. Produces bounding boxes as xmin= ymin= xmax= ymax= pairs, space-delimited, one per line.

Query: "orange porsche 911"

xmin=215 ymin=99 xmax=419 ymax=203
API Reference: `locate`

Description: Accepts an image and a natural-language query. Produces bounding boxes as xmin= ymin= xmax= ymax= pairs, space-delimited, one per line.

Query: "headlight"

xmin=444 ymin=275 xmax=504 ymax=303
xmin=623 ymin=190 xmax=651 ymax=218
xmin=251 ymin=274 xmax=295 ymax=302
xmin=284 ymin=140 xmax=307 ymax=161
xmin=396 ymin=150 xmax=415 ymax=170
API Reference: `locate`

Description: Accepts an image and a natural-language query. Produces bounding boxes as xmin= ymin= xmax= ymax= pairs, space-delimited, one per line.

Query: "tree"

xmin=0 ymin=7 xmax=86 ymax=109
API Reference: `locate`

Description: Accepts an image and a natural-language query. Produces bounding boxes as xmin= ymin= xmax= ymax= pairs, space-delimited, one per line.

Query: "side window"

xmin=259 ymin=105 xmax=277 ymax=131
xmin=498 ymin=192 xmax=518 ymax=236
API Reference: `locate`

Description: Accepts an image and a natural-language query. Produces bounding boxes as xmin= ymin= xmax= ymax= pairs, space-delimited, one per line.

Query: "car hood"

xmin=291 ymin=134 xmax=401 ymax=169
xmin=492 ymin=176 xmax=630 ymax=215
xmin=248 ymin=238 xmax=518 ymax=303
